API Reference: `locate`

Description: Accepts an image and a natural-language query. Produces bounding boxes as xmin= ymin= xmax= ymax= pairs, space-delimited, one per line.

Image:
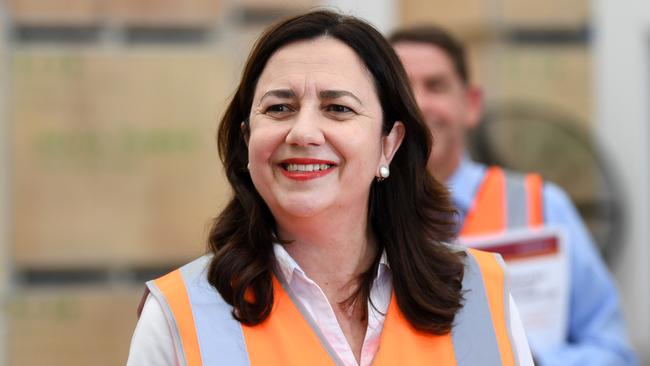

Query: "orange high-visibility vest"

xmin=461 ymin=167 xmax=544 ymax=236
xmin=147 ymin=248 xmax=518 ymax=366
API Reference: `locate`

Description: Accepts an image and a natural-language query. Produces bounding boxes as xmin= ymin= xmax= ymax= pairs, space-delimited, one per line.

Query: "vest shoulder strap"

xmin=147 ymin=255 xmax=251 ymax=366
xmin=465 ymin=248 xmax=517 ymax=366
xmin=359 ymin=247 xmax=517 ymax=366
xmin=462 ymin=166 xmax=544 ymax=236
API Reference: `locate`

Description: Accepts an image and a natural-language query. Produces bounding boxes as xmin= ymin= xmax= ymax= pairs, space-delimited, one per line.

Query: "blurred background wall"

xmin=0 ymin=0 xmax=648 ymax=365
xmin=594 ymin=0 xmax=650 ymax=362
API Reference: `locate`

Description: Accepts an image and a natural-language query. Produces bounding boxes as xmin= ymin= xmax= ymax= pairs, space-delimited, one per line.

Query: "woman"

xmin=127 ymin=10 xmax=532 ymax=366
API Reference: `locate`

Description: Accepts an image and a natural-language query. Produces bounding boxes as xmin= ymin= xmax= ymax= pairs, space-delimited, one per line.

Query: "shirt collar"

xmin=273 ymin=243 xmax=390 ymax=284
xmin=446 ymin=155 xmax=487 ymax=213
xmin=273 ymin=243 xmax=302 ymax=284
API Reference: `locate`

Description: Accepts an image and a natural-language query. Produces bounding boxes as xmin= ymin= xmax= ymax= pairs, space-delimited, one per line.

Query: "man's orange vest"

xmin=461 ymin=166 xmax=544 ymax=236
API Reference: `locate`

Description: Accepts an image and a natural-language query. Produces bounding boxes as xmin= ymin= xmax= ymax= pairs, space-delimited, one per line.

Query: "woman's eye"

xmin=265 ymin=104 xmax=293 ymax=114
xmin=326 ymin=104 xmax=353 ymax=113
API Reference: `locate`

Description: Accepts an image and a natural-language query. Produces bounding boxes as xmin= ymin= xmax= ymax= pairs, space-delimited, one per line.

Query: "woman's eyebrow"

xmin=260 ymin=89 xmax=295 ymax=102
xmin=319 ymin=90 xmax=363 ymax=105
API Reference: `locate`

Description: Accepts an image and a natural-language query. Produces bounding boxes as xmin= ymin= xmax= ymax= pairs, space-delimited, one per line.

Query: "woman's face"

xmin=247 ymin=37 xmax=402 ymax=221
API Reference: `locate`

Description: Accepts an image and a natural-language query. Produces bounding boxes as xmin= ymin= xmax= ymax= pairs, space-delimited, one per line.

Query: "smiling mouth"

xmin=279 ymin=159 xmax=337 ymax=181
xmin=284 ymin=163 xmax=332 ymax=172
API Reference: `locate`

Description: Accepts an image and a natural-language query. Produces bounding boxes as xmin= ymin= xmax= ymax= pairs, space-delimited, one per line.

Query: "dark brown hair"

xmin=208 ymin=10 xmax=465 ymax=334
xmin=389 ymin=25 xmax=470 ymax=85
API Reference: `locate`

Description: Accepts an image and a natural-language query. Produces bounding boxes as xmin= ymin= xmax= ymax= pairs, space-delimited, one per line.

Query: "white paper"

xmin=459 ymin=226 xmax=569 ymax=350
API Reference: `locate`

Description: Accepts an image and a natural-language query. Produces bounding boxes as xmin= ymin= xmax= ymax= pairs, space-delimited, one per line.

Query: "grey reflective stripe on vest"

xmin=181 ymin=256 xmax=251 ymax=365
xmin=147 ymin=255 xmax=252 ymax=366
xmin=504 ymin=170 xmax=529 ymax=229
xmin=452 ymin=252 xmax=504 ymax=365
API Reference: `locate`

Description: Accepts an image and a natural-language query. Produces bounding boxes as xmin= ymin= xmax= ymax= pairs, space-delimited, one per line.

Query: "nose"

xmin=284 ymin=107 xmax=325 ymax=146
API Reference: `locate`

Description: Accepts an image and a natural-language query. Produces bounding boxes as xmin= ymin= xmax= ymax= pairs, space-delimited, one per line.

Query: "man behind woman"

xmin=390 ymin=25 xmax=637 ymax=365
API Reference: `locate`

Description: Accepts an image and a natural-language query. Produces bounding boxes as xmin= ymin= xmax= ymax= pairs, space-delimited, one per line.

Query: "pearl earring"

xmin=247 ymin=163 xmax=250 ymax=170
xmin=377 ymin=165 xmax=390 ymax=182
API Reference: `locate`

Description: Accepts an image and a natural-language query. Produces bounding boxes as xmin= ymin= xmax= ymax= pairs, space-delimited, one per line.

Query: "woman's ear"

xmin=381 ymin=121 xmax=406 ymax=164
xmin=240 ymin=122 xmax=250 ymax=146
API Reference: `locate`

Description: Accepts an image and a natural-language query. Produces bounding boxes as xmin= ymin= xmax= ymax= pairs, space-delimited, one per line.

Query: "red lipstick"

xmin=279 ymin=158 xmax=337 ymax=181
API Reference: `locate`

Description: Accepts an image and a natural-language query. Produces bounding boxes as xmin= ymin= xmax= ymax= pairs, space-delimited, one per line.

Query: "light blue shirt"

xmin=448 ymin=158 xmax=638 ymax=366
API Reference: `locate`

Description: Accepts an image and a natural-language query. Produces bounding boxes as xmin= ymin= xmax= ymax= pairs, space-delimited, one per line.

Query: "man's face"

xmin=393 ymin=41 xmax=480 ymax=179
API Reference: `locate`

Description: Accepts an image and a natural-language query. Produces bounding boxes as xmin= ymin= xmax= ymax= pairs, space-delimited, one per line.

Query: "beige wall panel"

xmin=11 ymin=51 xmax=237 ymax=268
xmin=229 ymin=25 xmax=269 ymax=65
xmin=500 ymin=0 xmax=589 ymax=28
xmin=0 ymin=5 xmax=8 ymax=281
xmin=464 ymin=40 xmax=492 ymax=88
xmin=0 ymin=13 xmax=8 ymax=366
xmin=401 ymin=0 xmax=589 ymax=30
xmin=108 ymin=0 xmax=222 ymax=26
xmin=492 ymin=45 xmax=591 ymax=127
xmin=482 ymin=44 xmax=597 ymax=205
xmin=7 ymin=0 xmax=102 ymax=25
xmin=7 ymin=287 xmax=141 ymax=366
xmin=236 ymin=0 xmax=317 ymax=8
xmin=400 ymin=0 xmax=492 ymax=36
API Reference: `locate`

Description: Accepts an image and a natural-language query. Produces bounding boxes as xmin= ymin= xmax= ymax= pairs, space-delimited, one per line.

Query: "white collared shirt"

xmin=127 ymin=245 xmax=533 ymax=365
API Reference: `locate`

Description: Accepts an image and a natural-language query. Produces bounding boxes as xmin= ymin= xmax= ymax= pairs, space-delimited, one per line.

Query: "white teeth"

xmin=285 ymin=163 xmax=332 ymax=172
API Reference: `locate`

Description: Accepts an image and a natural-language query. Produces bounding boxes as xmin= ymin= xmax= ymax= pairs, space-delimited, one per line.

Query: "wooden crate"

xmin=6 ymin=287 xmax=143 ymax=366
xmin=464 ymin=39 xmax=493 ymax=89
xmin=490 ymin=44 xmax=592 ymax=127
xmin=477 ymin=43 xmax=597 ymax=205
xmin=7 ymin=0 xmax=103 ymax=25
xmin=108 ymin=0 xmax=222 ymax=27
xmin=499 ymin=0 xmax=589 ymax=28
xmin=400 ymin=0 xmax=493 ymax=37
xmin=0 ymin=3 xmax=8 ymax=301
xmin=10 ymin=50 xmax=238 ymax=268
xmin=400 ymin=0 xmax=588 ymax=37
xmin=236 ymin=0 xmax=316 ymax=9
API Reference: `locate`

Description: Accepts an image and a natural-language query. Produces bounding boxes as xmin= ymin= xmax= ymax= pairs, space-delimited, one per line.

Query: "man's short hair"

xmin=389 ymin=26 xmax=469 ymax=85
